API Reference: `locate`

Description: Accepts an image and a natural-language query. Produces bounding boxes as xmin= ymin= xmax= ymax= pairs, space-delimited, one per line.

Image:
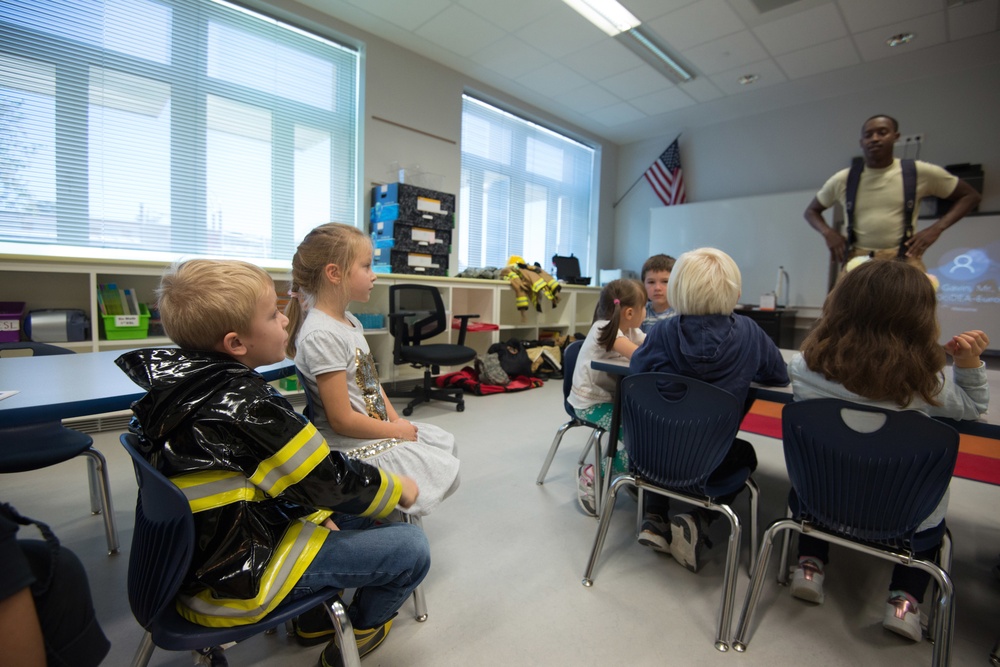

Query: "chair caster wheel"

xmin=456 ymin=402 xmax=464 ymax=412
xmin=403 ymin=407 xmax=413 ymax=416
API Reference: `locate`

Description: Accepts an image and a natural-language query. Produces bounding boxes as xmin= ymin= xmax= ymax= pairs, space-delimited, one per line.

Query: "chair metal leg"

xmin=711 ymin=503 xmax=742 ymax=652
xmin=577 ymin=432 xmax=593 ymax=465
xmin=927 ymin=529 xmax=953 ymax=646
xmin=921 ymin=561 xmax=955 ymax=667
xmin=537 ymin=421 xmax=572 ymax=485
xmin=776 ymin=507 xmax=793 ymax=585
xmin=325 ymin=598 xmax=361 ymax=667
xmin=733 ymin=519 xmax=797 ymax=652
xmin=402 ymin=514 xmax=428 ymax=622
xmin=744 ymin=477 xmax=759 ymax=576
xmin=593 ymin=431 xmax=606 ymax=512
xmin=81 ymin=447 xmax=120 ymax=554
xmin=130 ymin=630 xmax=156 ymax=667
xmin=582 ymin=475 xmax=633 ymax=586
xmin=86 ymin=455 xmax=102 ymax=514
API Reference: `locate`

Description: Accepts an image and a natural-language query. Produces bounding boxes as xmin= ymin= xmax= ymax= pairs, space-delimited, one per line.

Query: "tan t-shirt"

xmin=816 ymin=158 xmax=958 ymax=250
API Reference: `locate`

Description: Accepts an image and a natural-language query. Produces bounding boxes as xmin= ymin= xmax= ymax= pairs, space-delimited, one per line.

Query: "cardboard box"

xmin=0 ymin=301 xmax=25 ymax=343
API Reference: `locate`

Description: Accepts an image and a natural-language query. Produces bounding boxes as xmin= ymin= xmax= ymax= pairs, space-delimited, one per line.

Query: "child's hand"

xmin=397 ymin=475 xmax=420 ymax=509
xmin=322 ymin=516 xmax=340 ymax=531
xmin=944 ymin=330 xmax=989 ymax=368
xmin=392 ymin=418 xmax=418 ymax=441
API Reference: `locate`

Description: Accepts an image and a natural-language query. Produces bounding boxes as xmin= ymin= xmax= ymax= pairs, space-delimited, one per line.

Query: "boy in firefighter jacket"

xmin=116 ymin=259 xmax=429 ymax=664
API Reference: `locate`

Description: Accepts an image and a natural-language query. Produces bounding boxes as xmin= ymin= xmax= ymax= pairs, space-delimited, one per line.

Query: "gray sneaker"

xmin=637 ymin=514 xmax=671 ymax=553
xmin=577 ymin=464 xmax=597 ymax=517
xmin=669 ymin=513 xmax=705 ymax=572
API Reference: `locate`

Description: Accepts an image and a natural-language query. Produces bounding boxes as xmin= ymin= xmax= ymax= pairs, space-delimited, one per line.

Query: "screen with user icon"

xmin=922 ymin=214 xmax=999 ymax=355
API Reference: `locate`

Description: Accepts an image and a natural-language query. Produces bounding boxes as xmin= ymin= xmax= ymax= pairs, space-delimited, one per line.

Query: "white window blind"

xmin=0 ymin=0 xmax=359 ymax=264
xmin=459 ymin=95 xmax=596 ymax=274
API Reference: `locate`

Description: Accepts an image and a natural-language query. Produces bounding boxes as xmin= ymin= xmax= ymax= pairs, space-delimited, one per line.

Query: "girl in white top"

xmin=568 ymin=278 xmax=647 ymax=516
xmin=286 ymin=223 xmax=459 ymax=516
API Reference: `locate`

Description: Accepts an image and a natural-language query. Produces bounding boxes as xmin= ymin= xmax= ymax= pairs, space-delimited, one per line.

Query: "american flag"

xmin=644 ymin=138 xmax=686 ymax=206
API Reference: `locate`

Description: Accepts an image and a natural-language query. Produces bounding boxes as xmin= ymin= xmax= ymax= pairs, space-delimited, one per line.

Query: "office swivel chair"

xmin=120 ymin=433 xmax=361 ymax=667
xmin=0 ymin=341 xmax=119 ymax=554
xmin=386 ymin=284 xmax=477 ymax=416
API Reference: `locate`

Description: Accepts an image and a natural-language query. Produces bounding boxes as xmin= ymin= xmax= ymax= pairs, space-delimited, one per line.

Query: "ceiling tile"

xmin=853 ymin=12 xmax=947 ymax=62
xmin=837 ymin=0 xmax=943 ymax=33
xmin=752 ymin=3 xmax=848 ymax=57
xmin=516 ymin=61 xmax=592 ymax=96
xmin=458 ymin=0 xmax=553 ymax=33
xmin=776 ymin=36 xmax=860 ymax=79
xmin=338 ymin=0 xmax=453 ymax=31
xmin=948 ymin=0 xmax=1000 ymax=41
xmin=515 ymin=3 xmax=605 ymax=59
xmin=469 ymin=35 xmax=550 ymax=79
xmin=414 ymin=5 xmax=507 ymax=58
xmin=623 ymin=0 xmax=701 ymax=23
xmin=708 ymin=57 xmax=788 ymax=94
xmin=562 ymin=39 xmax=645 ymax=81
xmin=681 ymin=30 xmax=770 ymax=75
xmin=586 ymin=101 xmax=647 ymax=126
xmin=678 ymin=76 xmax=726 ymax=102
xmin=557 ymin=83 xmax=624 ymax=113
xmin=628 ymin=87 xmax=698 ymax=115
xmin=644 ymin=0 xmax=747 ymax=52
xmin=598 ymin=65 xmax=674 ymax=98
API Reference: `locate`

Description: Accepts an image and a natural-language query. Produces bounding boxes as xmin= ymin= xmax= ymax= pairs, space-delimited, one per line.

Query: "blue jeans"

xmin=292 ymin=515 xmax=430 ymax=629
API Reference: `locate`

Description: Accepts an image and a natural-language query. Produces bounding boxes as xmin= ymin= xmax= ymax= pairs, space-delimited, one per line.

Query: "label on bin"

xmin=115 ymin=315 xmax=140 ymax=327
xmin=0 ymin=320 xmax=19 ymax=331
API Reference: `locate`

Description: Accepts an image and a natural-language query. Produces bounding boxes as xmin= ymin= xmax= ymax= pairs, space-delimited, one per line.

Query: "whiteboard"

xmin=649 ymin=189 xmax=829 ymax=308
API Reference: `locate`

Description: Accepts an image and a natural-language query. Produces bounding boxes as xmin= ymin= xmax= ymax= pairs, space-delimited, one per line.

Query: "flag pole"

xmin=612 ymin=133 xmax=681 ymax=209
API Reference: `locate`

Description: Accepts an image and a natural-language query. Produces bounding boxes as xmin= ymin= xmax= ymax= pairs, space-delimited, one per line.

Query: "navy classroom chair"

xmin=0 ymin=341 xmax=119 ymax=554
xmin=732 ymin=398 xmax=959 ymax=667
xmin=119 ymin=433 xmax=360 ymax=667
xmin=582 ymin=372 xmax=759 ymax=652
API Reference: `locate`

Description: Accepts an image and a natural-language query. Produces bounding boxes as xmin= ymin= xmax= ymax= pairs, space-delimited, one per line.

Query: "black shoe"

xmin=318 ymin=616 xmax=394 ymax=667
xmin=294 ymin=600 xmax=339 ymax=647
xmin=195 ymin=646 xmax=228 ymax=667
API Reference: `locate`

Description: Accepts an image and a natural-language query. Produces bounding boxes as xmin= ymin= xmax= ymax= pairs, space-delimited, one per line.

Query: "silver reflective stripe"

xmin=256 ymin=428 xmax=327 ymax=494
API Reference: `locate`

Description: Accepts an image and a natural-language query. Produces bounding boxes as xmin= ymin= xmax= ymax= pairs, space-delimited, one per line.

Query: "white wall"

xmin=252 ymin=0 xmax=619 ymax=276
xmin=614 ymin=60 xmax=1000 ymax=275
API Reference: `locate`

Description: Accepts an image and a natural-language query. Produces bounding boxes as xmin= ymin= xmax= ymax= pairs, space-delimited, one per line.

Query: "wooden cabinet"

xmin=1 ymin=257 xmax=600 ymax=380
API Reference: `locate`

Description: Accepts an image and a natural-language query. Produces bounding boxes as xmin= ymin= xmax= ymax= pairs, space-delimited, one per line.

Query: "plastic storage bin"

xmin=0 ymin=301 xmax=26 ymax=342
xmin=101 ymin=303 xmax=151 ymax=340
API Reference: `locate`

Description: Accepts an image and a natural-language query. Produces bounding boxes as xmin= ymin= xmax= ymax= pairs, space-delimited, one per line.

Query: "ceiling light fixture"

xmin=561 ymin=0 xmax=640 ymax=36
xmin=562 ymin=0 xmax=695 ymax=83
xmin=886 ymin=32 xmax=914 ymax=47
xmin=738 ymin=74 xmax=759 ymax=85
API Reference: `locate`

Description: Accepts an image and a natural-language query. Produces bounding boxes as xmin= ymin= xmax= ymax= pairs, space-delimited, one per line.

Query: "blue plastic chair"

xmin=535 ymin=340 xmax=605 ymax=506
xmin=582 ymin=372 xmax=759 ymax=652
xmin=119 ymin=433 xmax=361 ymax=667
xmin=0 ymin=342 xmax=119 ymax=554
xmin=732 ymin=398 xmax=959 ymax=667
xmin=295 ymin=368 xmax=428 ymax=622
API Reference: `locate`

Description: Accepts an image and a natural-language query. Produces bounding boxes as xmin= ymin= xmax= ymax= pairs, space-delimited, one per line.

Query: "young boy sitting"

xmin=116 ymin=259 xmax=429 ymax=666
xmin=640 ymin=253 xmax=676 ymax=333
xmin=629 ymin=247 xmax=789 ymax=572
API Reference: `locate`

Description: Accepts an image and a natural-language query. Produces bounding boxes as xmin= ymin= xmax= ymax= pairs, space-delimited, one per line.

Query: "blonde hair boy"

xmin=668 ymin=247 xmax=741 ymax=316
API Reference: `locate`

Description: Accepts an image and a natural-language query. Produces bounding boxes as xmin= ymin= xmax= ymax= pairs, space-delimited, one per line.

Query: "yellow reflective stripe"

xmin=249 ymin=423 xmax=330 ymax=497
xmin=302 ymin=509 xmax=334 ymax=525
xmin=171 ymin=471 xmax=265 ymax=513
xmin=546 ymin=278 xmax=559 ymax=291
xmin=515 ymin=296 xmax=529 ymax=307
xmin=176 ymin=519 xmax=330 ymax=627
xmin=531 ymin=278 xmax=545 ymax=292
xmin=360 ymin=471 xmax=402 ymax=519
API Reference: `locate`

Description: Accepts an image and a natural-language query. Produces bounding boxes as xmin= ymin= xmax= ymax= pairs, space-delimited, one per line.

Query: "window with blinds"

xmin=0 ymin=0 xmax=359 ymax=264
xmin=459 ymin=94 xmax=597 ymax=274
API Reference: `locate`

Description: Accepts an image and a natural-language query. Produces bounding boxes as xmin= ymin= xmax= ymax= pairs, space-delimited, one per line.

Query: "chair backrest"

xmin=782 ymin=398 xmax=959 ymax=545
xmin=120 ymin=433 xmax=197 ymax=629
xmin=621 ymin=372 xmax=741 ymax=493
xmin=388 ymin=285 xmax=446 ymax=347
xmin=0 ymin=341 xmax=74 ymax=358
xmin=561 ymin=340 xmax=583 ymax=419
xmin=296 ymin=368 xmax=315 ymax=422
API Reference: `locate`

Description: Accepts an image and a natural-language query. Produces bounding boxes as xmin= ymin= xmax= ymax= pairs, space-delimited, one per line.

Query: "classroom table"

xmin=0 ymin=349 xmax=296 ymax=427
xmin=591 ymin=355 xmax=1000 ymax=489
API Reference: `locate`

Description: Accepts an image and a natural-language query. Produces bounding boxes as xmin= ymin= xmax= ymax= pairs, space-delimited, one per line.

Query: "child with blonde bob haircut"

xmin=630 ymin=247 xmax=788 ymax=572
xmin=116 ymin=259 xmax=427 ymax=664
xmin=286 ymin=223 xmax=460 ymax=517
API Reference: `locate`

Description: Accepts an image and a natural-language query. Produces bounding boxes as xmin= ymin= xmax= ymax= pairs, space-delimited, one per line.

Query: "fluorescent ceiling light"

xmin=616 ymin=26 xmax=695 ymax=83
xmin=562 ymin=0 xmax=640 ymax=36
